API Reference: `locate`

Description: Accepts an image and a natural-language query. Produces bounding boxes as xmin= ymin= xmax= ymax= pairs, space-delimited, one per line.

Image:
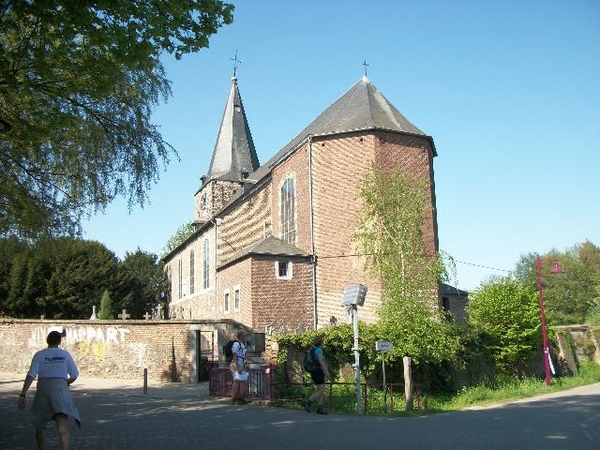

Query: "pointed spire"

xmin=205 ymin=76 xmax=259 ymax=183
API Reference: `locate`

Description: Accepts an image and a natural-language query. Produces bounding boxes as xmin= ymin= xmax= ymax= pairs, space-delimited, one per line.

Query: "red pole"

xmin=536 ymin=255 xmax=552 ymax=387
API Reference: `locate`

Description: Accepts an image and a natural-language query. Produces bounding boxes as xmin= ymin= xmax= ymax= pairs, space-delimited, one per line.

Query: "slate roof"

xmin=206 ymin=76 xmax=260 ymax=183
xmin=250 ymin=76 xmax=435 ymax=183
xmin=219 ymin=235 xmax=312 ymax=269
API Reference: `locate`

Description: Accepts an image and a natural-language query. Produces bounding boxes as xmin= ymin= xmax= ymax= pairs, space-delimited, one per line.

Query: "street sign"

xmin=375 ymin=340 xmax=393 ymax=352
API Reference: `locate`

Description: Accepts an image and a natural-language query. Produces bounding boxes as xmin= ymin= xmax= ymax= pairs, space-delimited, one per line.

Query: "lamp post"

xmin=341 ymin=284 xmax=368 ymax=415
xmin=535 ymin=255 xmax=564 ymax=387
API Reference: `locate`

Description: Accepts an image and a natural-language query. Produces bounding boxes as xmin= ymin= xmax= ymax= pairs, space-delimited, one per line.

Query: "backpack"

xmin=303 ymin=346 xmax=319 ymax=372
xmin=223 ymin=340 xmax=238 ymax=363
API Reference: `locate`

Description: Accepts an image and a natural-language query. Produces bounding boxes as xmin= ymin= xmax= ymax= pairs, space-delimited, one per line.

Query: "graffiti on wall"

xmin=29 ymin=325 xmax=133 ymax=363
xmin=29 ymin=325 xmax=131 ymax=346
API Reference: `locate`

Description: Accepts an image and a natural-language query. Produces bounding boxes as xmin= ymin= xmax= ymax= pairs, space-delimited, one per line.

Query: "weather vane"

xmin=231 ymin=49 xmax=242 ymax=77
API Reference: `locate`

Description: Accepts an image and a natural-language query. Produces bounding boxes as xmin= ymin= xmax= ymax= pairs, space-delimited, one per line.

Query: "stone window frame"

xmin=275 ymin=260 xmax=292 ymax=280
xmin=189 ymin=250 xmax=195 ymax=294
xmin=224 ymin=289 xmax=230 ymax=313
xmin=177 ymin=259 xmax=183 ymax=299
xmin=234 ymin=285 xmax=241 ymax=311
xmin=202 ymin=239 xmax=210 ymax=289
xmin=280 ymin=175 xmax=296 ymax=245
xmin=201 ymin=193 xmax=208 ymax=210
xmin=166 ymin=265 xmax=172 ymax=302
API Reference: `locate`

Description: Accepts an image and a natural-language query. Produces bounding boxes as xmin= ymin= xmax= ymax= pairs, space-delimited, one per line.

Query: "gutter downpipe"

xmin=307 ymin=135 xmax=318 ymax=329
xmin=213 ymin=217 xmax=221 ymax=320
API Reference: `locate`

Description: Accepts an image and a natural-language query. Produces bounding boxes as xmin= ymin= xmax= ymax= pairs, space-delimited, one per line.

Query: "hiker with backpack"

xmin=302 ymin=335 xmax=330 ymax=414
xmin=229 ymin=330 xmax=255 ymax=405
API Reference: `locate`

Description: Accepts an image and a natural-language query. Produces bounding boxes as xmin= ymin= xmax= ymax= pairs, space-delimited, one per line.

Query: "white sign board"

xmin=375 ymin=340 xmax=393 ymax=352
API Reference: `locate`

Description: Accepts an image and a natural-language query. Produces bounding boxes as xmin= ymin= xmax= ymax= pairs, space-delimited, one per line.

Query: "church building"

xmin=163 ymin=74 xmax=442 ymax=335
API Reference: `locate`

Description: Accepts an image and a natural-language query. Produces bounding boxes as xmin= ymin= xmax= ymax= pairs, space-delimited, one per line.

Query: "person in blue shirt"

xmin=302 ymin=335 xmax=331 ymax=414
xmin=18 ymin=330 xmax=81 ymax=450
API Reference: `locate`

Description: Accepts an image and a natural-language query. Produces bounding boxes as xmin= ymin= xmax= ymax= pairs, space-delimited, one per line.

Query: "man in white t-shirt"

xmin=18 ymin=330 xmax=81 ymax=450
xmin=230 ymin=330 xmax=255 ymax=405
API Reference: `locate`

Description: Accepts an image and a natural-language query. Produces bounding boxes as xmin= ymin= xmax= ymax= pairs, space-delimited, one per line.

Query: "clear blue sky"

xmin=82 ymin=0 xmax=600 ymax=291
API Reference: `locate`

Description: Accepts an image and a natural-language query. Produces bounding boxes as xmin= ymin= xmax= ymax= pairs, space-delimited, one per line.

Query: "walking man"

xmin=18 ymin=330 xmax=81 ymax=450
xmin=302 ymin=335 xmax=330 ymax=414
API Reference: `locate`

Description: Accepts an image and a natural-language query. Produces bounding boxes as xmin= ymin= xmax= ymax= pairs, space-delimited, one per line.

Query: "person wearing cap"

xmin=18 ymin=330 xmax=81 ymax=450
xmin=230 ymin=330 xmax=255 ymax=405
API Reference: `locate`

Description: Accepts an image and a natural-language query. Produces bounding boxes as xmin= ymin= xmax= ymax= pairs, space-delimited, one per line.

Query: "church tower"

xmin=194 ymin=76 xmax=260 ymax=227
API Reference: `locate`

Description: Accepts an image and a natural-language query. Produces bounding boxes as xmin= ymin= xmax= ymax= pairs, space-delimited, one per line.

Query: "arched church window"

xmin=189 ymin=250 xmax=195 ymax=294
xmin=203 ymin=240 xmax=210 ymax=289
xmin=177 ymin=259 xmax=182 ymax=299
xmin=280 ymin=177 xmax=296 ymax=245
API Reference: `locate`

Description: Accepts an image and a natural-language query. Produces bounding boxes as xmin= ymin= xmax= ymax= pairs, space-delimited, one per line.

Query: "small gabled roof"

xmin=219 ymin=235 xmax=312 ymax=270
xmin=206 ymin=77 xmax=260 ymax=183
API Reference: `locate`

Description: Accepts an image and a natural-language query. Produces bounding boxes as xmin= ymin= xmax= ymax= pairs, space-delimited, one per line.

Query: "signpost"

xmin=376 ymin=340 xmax=393 ymax=412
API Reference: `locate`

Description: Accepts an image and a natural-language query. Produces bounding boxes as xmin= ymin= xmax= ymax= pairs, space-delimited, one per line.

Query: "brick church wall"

xmin=306 ymin=131 xmax=439 ymax=325
xmin=309 ymin=133 xmax=383 ymax=325
xmin=271 ymin=145 xmax=312 ymax=253
xmin=218 ymin=183 xmax=272 ymax=263
xmin=374 ymin=131 xmax=438 ymax=255
xmin=218 ymin=258 xmax=252 ymax=324
xmin=250 ymin=256 xmax=314 ymax=333
xmin=374 ymin=132 xmax=440 ymax=310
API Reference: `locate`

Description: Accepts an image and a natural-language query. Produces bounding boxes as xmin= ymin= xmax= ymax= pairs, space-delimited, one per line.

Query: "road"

xmin=1 ymin=373 xmax=599 ymax=449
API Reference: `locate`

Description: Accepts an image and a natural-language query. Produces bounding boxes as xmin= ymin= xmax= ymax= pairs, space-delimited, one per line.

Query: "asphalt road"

xmin=1 ymin=373 xmax=599 ymax=449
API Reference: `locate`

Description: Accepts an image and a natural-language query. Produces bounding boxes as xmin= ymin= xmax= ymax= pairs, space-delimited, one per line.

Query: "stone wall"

xmin=0 ymin=318 xmax=246 ymax=383
xmin=556 ymin=325 xmax=600 ymax=375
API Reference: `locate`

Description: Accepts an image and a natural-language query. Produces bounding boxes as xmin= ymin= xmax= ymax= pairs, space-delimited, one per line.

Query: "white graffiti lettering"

xmin=30 ymin=326 xmax=130 ymax=346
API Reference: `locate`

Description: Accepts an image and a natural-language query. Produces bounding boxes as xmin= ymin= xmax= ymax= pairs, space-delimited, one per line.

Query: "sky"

xmin=82 ymin=0 xmax=600 ymax=291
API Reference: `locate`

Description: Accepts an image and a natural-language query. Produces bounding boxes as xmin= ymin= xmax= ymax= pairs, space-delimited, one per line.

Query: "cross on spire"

xmin=231 ymin=49 xmax=242 ymax=77
xmin=362 ymin=60 xmax=370 ymax=77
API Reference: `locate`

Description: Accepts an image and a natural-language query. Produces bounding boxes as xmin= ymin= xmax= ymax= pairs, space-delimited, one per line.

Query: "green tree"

xmin=116 ymin=249 xmax=167 ymax=319
xmin=46 ymin=239 xmax=119 ymax=319
xmin=162 ymin=222 xmax=195 ymax=257
xmin=6 ymin=250 xmax=34 ymax=317
xmin=0 ymin=237 xmax=28 ymax=314
xmin=514 ymin=241 xmax=600 ymax=324
xmin=353 ymin=165 xmax=460 ymax=367
xmin=5 ymin=238 xmax=119 ymax=318
xmin=97 ymin=289 xmax=114 ymax=320
xmin=0 ymin=1 xmax=234 ymax=239
xmin=467 ymin=278 xmax=541 ymax=378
